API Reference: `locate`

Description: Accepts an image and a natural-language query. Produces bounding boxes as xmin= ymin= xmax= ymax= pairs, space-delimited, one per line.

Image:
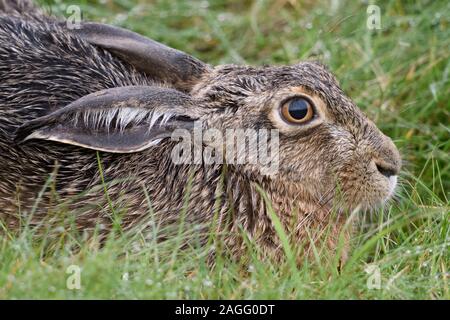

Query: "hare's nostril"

xmin=375 ymin=163 xmax=398 ymax=178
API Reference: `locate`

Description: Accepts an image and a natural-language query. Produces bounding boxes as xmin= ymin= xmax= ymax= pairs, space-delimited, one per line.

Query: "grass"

xmin=0 ymin=0 xmax=448 ymax=299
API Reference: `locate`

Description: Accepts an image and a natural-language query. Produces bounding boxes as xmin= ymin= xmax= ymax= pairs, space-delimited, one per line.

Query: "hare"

xmin=0 ymin=1 xmax=401 ymax=263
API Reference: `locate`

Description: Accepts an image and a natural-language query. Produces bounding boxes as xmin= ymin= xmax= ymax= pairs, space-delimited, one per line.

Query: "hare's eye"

xmin=281 ymin=97 xmax=315 ymax=124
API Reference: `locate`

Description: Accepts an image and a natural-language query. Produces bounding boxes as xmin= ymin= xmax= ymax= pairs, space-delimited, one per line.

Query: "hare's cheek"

xmin=328 ymin=155 xmax=369 ymax=206
xmin=278 ymin=145 xmax=327 ymax=181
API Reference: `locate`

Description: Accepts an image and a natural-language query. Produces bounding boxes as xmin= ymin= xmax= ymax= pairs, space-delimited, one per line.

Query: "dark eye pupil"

xmin=289 ymin=99 xmax=309 ymax=119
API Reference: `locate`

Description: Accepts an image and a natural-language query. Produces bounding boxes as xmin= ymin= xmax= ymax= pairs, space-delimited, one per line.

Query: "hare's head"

xmin=16 ymin=23 xmax=401 ymax=212
xmin=188 ymin=62 xmax=401 ymax=211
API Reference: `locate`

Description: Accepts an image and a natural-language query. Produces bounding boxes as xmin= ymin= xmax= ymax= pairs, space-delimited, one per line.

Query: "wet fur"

xmin=0 ymin=1 xmax=401 ymax=264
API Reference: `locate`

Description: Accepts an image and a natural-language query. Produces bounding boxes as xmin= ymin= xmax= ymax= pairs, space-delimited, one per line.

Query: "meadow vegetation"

xmin=0 ymin=0 xmax=448 ymax=299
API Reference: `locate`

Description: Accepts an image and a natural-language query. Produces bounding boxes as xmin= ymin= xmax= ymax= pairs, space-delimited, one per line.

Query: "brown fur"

xmin=0 ymin=1 xmax=401 ymax=264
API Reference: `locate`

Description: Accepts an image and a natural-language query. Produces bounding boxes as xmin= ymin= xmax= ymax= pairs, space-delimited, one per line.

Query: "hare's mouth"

xmin=386 ymin=175 xmax=398 ymax=198
xmin=335 ymin=172 xmax=399 ymax=213
xmin=346 ymin=159 xmax=400 ymax=211
xmin=358 ymin=176 xmax=398 ymax=211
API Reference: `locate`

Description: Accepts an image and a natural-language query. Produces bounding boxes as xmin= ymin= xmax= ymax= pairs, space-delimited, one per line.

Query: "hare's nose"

xmin=375 ymin=161 xmax=399 ymax=178
xmin=373 ymin=135 xmax=401 ymax=178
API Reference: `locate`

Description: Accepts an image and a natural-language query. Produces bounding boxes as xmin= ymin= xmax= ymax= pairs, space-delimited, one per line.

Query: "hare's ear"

xmin=15 ymin=86 xmax=198 ymax=153
xmin=67 ymin=22 xmax=210 ymax=92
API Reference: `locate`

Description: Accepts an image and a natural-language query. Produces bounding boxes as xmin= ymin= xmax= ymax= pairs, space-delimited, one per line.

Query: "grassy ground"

xmin=0 ymin=0 xmax=448 ymax=299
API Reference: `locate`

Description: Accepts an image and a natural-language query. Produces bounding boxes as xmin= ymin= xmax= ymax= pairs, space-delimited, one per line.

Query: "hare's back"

xmin=0 ymin=15 xmax=153 ymax=215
